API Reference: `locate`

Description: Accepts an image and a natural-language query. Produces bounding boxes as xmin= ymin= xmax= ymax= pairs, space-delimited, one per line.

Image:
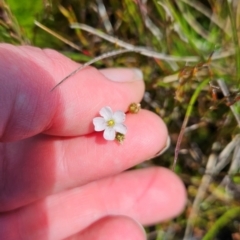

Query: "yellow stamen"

xmin=107 ymin=119 xmax=115 ymax=126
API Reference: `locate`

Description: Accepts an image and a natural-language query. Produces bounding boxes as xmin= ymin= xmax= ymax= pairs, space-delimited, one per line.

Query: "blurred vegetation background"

xmin=1 ymin=0 xmax=240 ymax=239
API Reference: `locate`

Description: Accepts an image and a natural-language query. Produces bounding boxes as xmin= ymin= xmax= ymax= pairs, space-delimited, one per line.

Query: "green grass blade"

xmin=173 ymin=78 xmax=210 ymax=169
xmin=202 ymin=207 xmax=240 ymax=240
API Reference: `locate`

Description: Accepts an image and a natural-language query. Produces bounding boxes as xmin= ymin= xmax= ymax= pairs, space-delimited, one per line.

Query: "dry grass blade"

xmin=58 ymin=4 xmax=88 ymax=46
xmin=217 ymin=79 xmax=240 ymax=126
xmin=70 ymin=23 xmax=200 ymax=62
xmin=136 ymin=0 xmax=163 ymax=41
xmin=71 ymin=23 xmax=235 ymax=62
xmin=183 ymin=148 xmax=217 ymax=239
xmin=161 ymin=73 xmax=179 ymax=83
xmin=51 ymin=49 xmax=133 ymax=90
xmin=34 ymin=20 xmax=82 ymax=51
xmin=95 ymin=0 xmax=113 ymax=34
xmin=213 ymin=135 xmax=240 ymax=175
xmin=229 ymin=138 xmax=240 ymax=174
xmin=204 ymin=135 xmax=240 ymax=204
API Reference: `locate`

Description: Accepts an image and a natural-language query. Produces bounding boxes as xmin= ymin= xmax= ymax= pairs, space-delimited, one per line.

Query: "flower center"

xmin=107 ymin=119 xmax=115 ymax=127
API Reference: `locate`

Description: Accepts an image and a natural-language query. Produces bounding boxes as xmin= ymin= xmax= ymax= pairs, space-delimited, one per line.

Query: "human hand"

xmin=0 ymin=44 xmax=186 ymax=240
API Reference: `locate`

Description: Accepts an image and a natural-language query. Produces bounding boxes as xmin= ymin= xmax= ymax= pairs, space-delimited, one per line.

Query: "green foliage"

xmin=7 ymin=0 xmax=43 ymax=40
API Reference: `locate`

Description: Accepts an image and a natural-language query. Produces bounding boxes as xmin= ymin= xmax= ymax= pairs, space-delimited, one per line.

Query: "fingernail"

xmin=146 ymin=136 xmax=171 ymax=161
xmin=100 ymin=68 xmax=143 ymax=82
xmin=135 ymin=221 xmax=147 ymax=239
xmin=155 ymin=136 xmax=171 ymax=157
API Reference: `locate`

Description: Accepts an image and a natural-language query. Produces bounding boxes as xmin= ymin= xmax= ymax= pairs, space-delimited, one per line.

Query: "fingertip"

xmin=159 ymin=167 xmax=187 ymax=216
xmin=71 ymin=216 xmax=146 ymax=240
xmin=138 ymin=167 xmax=187 ymax=224
xmin=125 ymin=110 xmax=168 ymax=160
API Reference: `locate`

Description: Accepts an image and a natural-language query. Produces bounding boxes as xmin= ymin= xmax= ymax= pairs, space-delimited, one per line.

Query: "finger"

xmin=0 ymin=168 xmax=186 ymax=240
xmin=0 ymin=44 xmax=144 ymax=141
xmin=65 ymin=216 xmax=146 ymax=240
xmin=1 ymin=110 xmax=168 ymax=211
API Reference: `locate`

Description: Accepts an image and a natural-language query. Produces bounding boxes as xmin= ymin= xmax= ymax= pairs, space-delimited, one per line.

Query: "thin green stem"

xmin=202 ymin=207 xmax=240 ymax=240
xmin=173 ymin=78 xmax=209 ymax=169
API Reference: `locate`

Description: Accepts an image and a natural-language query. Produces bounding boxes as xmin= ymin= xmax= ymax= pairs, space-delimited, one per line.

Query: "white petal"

xmin=113 ymin=111 xmax=126 ymax=123
xmin=99 ymin=106 xmax=113 ymax=120
xmin=103 ymin=127 xmax=116 ymax=140
xmin=93 ymin=117 xmax=106 ymax=131
xmin=114 ymin=123 xmax=127 ymax=134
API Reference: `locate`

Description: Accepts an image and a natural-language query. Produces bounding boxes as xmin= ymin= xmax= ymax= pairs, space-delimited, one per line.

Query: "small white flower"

xmin=93 ymin=106 xmax=127 ymax=141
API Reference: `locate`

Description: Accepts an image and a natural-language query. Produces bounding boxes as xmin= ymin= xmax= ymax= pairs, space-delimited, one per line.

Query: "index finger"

xmin=0 ymin=44 xmax=144 ymax=141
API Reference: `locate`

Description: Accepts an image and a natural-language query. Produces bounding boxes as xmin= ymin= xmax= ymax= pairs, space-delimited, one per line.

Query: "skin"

xmin=0 ymin=44 xmax=186 ymax=240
